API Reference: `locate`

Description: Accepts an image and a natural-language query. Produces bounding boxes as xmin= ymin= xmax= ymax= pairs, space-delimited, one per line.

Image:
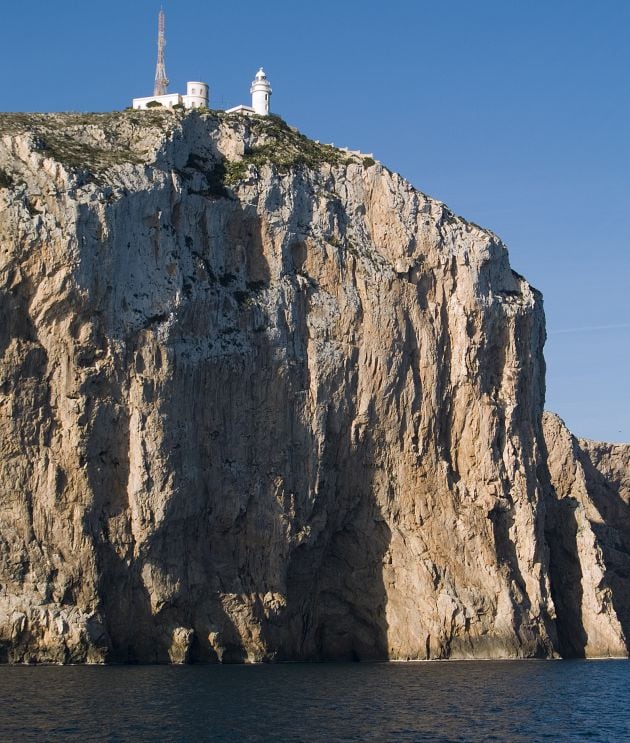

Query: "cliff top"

xmin=0 ymin=109 xmax=492 ymax=247
xmin=0 ymin=110 xmax=369 ymax=181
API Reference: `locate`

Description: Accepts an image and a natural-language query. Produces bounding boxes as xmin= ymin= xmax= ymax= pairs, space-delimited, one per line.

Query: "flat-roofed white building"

xmin=132 ymin=81 xmax=209 ymax=110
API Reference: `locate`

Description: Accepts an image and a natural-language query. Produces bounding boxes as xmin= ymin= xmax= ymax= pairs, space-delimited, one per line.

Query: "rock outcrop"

xmin=543 ymin=412 xmax=630 ymax=657
xmin=0 ymin=111 xmax=627 ymax=662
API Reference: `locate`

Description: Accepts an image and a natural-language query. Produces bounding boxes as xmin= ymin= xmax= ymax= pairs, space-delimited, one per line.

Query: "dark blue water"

xmin=0 ymin=660 xmax=628 ymax=741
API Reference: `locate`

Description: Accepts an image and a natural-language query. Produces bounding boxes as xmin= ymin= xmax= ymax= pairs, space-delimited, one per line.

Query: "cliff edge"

xmin=0 ymin=111 xmax=627 ymax=662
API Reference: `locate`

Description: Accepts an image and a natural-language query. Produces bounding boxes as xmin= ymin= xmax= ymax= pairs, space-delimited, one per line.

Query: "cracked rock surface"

xmin=0 ymin=111 xmax=627 ymax=662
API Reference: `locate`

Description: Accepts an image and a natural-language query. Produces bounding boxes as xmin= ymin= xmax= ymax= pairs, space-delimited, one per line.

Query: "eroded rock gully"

xmin=0 ymin=111 xmax=627 ymax=663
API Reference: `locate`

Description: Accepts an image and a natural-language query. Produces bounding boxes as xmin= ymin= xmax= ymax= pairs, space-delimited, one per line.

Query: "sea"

xmin=0 ymin=659 xmax=628 ymax=741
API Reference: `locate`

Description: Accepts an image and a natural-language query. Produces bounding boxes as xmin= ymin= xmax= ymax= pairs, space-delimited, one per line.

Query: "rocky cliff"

xmin=543 ymin=412 xmax=630 ymax=657
xmin=0 ymin=111 xmax=627 ymax=663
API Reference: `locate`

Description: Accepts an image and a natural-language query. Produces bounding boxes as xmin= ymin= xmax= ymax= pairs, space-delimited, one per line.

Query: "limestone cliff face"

xmin=0 ymin=111 xmax=627 ymax=663
xmin=543 ymin=412 xmax=630 ymax=658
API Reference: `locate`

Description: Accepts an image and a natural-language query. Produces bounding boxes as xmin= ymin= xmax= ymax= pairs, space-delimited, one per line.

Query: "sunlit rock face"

xmin=0 ymin=111 xmax=627 ymax=663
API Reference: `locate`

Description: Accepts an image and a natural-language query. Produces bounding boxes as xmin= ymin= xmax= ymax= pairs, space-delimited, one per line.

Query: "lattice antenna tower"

xmin=153 ymin=8 xmax=169 ymax=96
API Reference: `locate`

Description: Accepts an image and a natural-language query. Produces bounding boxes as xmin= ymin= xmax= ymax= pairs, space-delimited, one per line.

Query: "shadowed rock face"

xmin=0 ymin=111 xmax=626 ymax=663
xmin=543 ymin=412 xmax=630 ymax=658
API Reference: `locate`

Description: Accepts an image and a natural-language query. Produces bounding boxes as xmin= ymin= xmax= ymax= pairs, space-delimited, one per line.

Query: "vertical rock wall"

xmin=543 ymin=412 xmax=630 ymax=657
xmin=0 ymin=112 xmax=627 ymax=662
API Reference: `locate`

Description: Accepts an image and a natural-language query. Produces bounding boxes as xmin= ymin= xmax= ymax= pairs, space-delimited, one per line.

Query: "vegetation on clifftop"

xmin=223 ymin=114 xmax=354 ymax=185
xmin=0 ymin=110 xmax=372 ymax=187
xmin=0 ymin=111 xmax=175 ymax=174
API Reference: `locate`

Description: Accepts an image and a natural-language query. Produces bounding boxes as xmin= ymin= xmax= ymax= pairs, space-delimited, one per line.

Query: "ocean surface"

xmin=0 ymin=659 xmax=628 ymax=741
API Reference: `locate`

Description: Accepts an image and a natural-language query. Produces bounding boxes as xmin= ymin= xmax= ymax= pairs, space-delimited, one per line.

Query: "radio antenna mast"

xmin=153 ymin=9 xmax=169 ymax=96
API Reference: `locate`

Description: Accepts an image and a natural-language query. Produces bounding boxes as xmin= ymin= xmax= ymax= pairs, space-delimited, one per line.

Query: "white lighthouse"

xmin=250 ymin=68 xmax=272 ymax=115
xmin=226 ymin=68 xmax=273 ymax=117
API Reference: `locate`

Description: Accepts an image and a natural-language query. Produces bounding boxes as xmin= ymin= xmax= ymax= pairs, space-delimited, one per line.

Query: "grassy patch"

xmin=0 ymin=112 xmax=174 ymax=175
xmin=224 ymin=159 xmax=248 ymax=185
xmin=223 ymin=115 xmax=345 ymax=185
xmin=42 ymin=137 xmax=147 ymax=171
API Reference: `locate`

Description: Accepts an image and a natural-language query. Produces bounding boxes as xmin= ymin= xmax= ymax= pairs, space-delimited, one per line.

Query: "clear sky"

xmin=1 ymin=0 xmax=628 ymax=442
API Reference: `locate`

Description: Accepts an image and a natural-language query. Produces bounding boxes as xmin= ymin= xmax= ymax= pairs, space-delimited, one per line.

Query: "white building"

xmin=132 ymin=13 xmax=273 ymax=116
xmin=131 ymin=69 xmax=274 ymax=117
xmin=226 ymin=68 xmax=272 ymax=116
xmin=132 ymin=81 xmax=209 ymax=110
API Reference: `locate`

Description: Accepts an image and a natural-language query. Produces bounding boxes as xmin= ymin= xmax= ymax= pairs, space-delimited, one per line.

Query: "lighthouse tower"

xmin=250 ymin=68 xmax=272 ymax=116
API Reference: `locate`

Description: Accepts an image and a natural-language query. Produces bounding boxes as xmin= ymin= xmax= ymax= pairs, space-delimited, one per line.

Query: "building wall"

xmin=251 ymin=88 xmax=270 ymax=116
xmin=184 ymin=82 xmax=209 ymax=109
xmin=132 ymin=94 xmax=182 ymax=110
xmin=132 ymin=82 xmax=208 ymax=111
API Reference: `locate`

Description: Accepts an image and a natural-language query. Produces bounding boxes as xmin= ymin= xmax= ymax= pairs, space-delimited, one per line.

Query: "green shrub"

xmin=224 ymin=160 xmax=248 ymax=185
xmin=219 ymin=272 xmax=237 ymax=286
xmin=146 ymin=100 xmax=163 ymax=108
xmin=0 ymin=169 xmax=13 ymax=188
xmin=362 ymin=157 xmax=376 ymax=168
xmin=223 ymin=115 xmax=346 ymax=185
xmin=246 ymin=280 xmax=267 ymax=292
xmin=233 ymin=290 xmax=250 ymax=305
xmin=267 ymin=113 xmax=288 ymax=126
xmin=204 ymin=161 xmax=229 ymax=198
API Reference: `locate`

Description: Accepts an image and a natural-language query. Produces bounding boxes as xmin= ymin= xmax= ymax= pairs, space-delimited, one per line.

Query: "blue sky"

xmin=1 ymin=1 xmax=628 ymax=442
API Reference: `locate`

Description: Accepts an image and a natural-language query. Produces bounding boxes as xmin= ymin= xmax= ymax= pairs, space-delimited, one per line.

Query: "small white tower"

xmin=184 ymin=81 xmax=209 ymax=109
xmin=250 ymin=68 xmax=272 ymax=116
